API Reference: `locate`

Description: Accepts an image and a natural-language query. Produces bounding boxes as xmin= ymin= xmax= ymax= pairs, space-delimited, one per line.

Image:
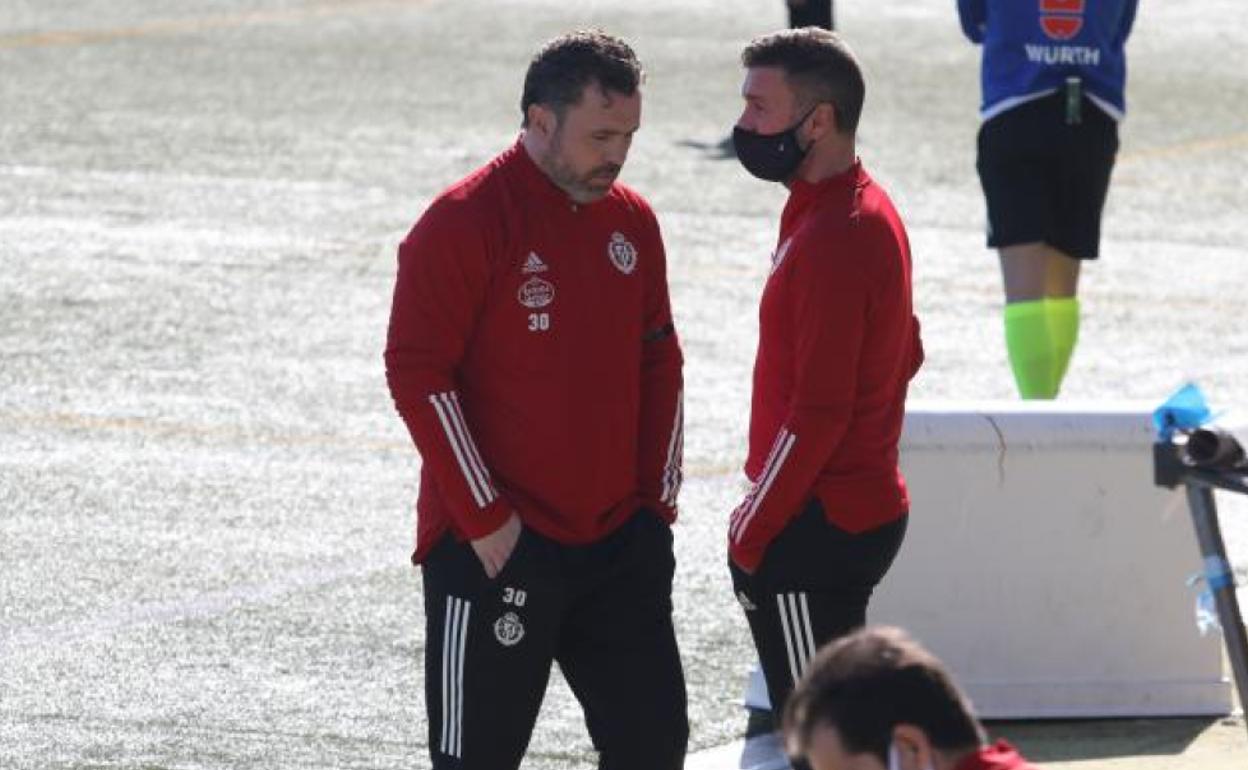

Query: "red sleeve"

xmin=635 ymin=210 xmax=684 ymax=520
xmin=729 ymin=246 xmax=868 ymax=570
xmin=384 ymin=200 xmax=512 ymax=539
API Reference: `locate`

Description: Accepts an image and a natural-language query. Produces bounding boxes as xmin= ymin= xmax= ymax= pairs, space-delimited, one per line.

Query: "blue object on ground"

xmin=1154 ymin=382 xmax=1213 ymax=441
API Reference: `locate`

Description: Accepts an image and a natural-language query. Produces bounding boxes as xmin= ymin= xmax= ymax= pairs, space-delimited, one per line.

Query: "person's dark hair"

xmin=520 ymin=30 xmax=643 ymax=127
xmin=783 ymin=627 xmax=986 ymax=764
xmin=741 ymin=27 xmax=865 ymax=135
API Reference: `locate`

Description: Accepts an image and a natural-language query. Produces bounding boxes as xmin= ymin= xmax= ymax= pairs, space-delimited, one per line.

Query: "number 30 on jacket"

xmin=527 ymin=312 xmax=551 ymax=332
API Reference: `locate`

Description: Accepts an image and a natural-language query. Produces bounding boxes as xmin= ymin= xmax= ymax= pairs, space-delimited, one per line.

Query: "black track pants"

xmin=421 ymin=510 xmax=688 ymax=770
xmin=730 ymin=501 xmax=906 ymax=720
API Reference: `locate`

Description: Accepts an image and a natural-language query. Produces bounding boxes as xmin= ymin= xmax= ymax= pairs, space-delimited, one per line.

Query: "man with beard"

xmin=384 ymin=30 xmax=686 ymax=770
xmin=727 ymin=27 xmax=924 ymax=770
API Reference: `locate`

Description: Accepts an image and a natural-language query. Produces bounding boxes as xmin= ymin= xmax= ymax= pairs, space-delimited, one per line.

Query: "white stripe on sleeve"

xmin=731 ymin=429 xmax=796 ymax=543
xmin=428 ymin=392 xmax=497 ymax=509
xmin=448 ymin=392 xmax=497 ymax=500
xmin=729 ymin=429 xmax=788 ymax=540
xmin=661 ymin=390 xmax=684 ymax=506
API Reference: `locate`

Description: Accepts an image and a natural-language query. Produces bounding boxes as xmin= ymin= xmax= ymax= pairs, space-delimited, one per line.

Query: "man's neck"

xmin=520 ymin=130 xmax=546 ymax=173
xmin=793 ymin=138 xmax=856 ymax=185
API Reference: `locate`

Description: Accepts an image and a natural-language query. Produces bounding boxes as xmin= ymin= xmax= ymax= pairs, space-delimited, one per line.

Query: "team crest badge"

xmin=607 ymin=232 xmax=638 ymax=275
xmin=1039 ymin=0 xmax=1084 ymax=40
xmin=518 ymin=276 xmax=554 ymax=309
xmin=494 ymin=612 xmax=525 ymax=646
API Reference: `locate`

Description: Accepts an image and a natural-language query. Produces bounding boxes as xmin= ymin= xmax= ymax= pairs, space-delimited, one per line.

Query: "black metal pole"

xmin=1184 ymin=482 xmax=1248 ymax=722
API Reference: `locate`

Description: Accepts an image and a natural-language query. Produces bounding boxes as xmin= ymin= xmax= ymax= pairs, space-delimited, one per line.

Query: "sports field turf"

xmin=3 ymin=1 xmax=1247 ymax=767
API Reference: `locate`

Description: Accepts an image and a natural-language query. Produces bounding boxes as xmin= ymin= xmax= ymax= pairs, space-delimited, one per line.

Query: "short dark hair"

xmin=520 ymin=30 xmax=643 ymax=126
xmin=741 ymin=27 xmax=865 ymax=135
xmin=784 ymin=627 xmax=986 ymax=764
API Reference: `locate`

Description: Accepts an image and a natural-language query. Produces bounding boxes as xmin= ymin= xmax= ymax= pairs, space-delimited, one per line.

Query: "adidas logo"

xmin=522 ymin=252 xmax=548 ymax=274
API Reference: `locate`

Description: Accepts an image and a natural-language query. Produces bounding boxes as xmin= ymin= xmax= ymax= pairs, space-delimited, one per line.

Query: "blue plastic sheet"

xmin=1153 ymin=382 xmax=1213 ymax=441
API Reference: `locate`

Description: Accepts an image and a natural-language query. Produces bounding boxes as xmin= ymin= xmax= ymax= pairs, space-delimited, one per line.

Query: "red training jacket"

xmin=385 ymin=139 xmax=683 ymax=563
xmin=728 ymin=160 xmax=923 ymax=571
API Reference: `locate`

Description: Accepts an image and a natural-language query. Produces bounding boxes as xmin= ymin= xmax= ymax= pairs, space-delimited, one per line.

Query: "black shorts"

xmin=976 ymin=91 xmax=1119 ymax=260
xmin=420 ymin=510 xmax=687 ymax=770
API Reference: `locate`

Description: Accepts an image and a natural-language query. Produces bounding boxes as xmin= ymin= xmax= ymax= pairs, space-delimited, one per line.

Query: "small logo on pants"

xmin=494 ymin=612 xmax=525 ymax=646
xmin=737 ymin=591 xmax=758 ymax=612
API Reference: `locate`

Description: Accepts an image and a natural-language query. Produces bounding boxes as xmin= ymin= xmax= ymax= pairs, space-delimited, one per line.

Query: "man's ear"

xmin=527 ymin=103 xmax=557 ymax=139
xmin=891 ymin=724 xmax=935 ymax=770
xmin=809 ymin=101 xmax=839 ymax=141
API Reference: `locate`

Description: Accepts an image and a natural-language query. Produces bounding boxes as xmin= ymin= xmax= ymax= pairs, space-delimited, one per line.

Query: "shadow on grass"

xmin=984 ymin=717 xmax=1235 ymax=762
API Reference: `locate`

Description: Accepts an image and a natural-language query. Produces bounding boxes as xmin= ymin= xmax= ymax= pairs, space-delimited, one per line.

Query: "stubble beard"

xmin=542 ymin=131 xmax=620 ymax=204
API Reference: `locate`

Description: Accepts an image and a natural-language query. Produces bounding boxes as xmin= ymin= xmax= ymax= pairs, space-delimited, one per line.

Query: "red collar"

xmin=781 ymin=159 xmax=869 ymax=232
xmin=788 ymin=159 xmax=867 ymax=204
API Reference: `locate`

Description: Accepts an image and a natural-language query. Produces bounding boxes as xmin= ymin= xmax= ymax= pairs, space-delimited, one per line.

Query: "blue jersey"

xmin=958 ymin=0 xmax=1137 ymax=121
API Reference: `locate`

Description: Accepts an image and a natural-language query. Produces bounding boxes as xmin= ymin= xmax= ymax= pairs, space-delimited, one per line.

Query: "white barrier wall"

xmin=870 ymin=401 xmax=1232 ymax=718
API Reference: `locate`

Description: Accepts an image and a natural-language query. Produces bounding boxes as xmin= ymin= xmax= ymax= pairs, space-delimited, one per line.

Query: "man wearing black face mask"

xmin=727 ymin=28 xmax=925 ymax=770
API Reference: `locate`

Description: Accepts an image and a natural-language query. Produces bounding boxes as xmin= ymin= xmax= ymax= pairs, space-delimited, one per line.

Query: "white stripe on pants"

xmin=441 ymin=596 xmax=471 ymax=758
xmin=775 ymin=592 xmax=817 ymax=685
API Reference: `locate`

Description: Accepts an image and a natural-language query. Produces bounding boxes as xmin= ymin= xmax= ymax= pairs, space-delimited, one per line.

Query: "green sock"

xmin=1004 ymin=300 xmax=1059 ymax=399
xmin=1046 ymin=297 xmax=1080 ymax=395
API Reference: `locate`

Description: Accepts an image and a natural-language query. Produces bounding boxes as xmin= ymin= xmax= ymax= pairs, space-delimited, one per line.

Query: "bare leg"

xmin=999 ymin=242 xmax=1080 ymax=302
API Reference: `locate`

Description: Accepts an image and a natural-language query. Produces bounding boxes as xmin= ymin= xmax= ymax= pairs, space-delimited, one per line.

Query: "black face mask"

xmin=732 ymin=106 xmax=817 ymax=182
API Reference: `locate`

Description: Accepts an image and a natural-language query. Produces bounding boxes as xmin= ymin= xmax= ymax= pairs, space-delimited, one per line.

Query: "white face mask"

xmin=888 ymin=741 xmax=935 ymax=770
